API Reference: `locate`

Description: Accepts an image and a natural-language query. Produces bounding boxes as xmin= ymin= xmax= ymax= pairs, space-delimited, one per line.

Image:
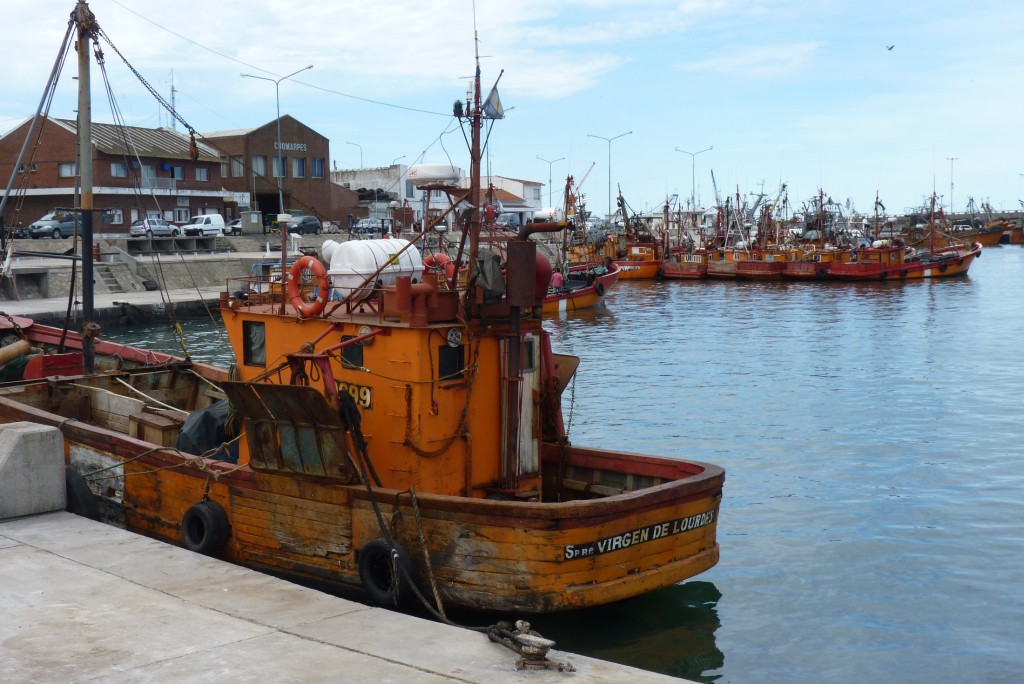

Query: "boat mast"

xmin=76 ymin=0 xmax=96 ymax=374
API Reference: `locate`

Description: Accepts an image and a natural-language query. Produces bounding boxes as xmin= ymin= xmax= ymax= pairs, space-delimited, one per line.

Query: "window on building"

xmin=173 ymin=166 xmax=185 ymax=180
xmin=231 ymin=156 xmax=244 ymax=177
xmin=406 ymin=181 xmax=414 ymax=198
xmin=533 ymin=187 xmax=541 ymax=200
xmin=220 ymin=161 xmax=228 ymax=178
xmin=195 ymin=167 xmax=210 ymax=182
xmin=252 ymin=155 xmax=267 ymax=176
xmin=292 ymin=157 xmax=306 ymax=178
xmin=312 ymin=158 xmax=325 ymax=179
xmin=272 ymin=155 xmax=286 ymax=178
xmin=110 ymin=162 xmax=127 ymax=178
xmin=105 ymin=209 xmax=123 ymax=225
xmin=17 ymin=163 xmax=37 ymax=174
xmin=174 ymin=208 xmax=190 ymax=224
xmin=58 ymin=162 xmax=77 ymax=178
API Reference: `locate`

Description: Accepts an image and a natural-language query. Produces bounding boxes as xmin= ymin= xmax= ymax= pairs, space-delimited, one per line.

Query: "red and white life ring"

xmin=423 ymin=252 xmax=457 ymax=279
xmin=287 ymin=255 xmax=330 ymax=318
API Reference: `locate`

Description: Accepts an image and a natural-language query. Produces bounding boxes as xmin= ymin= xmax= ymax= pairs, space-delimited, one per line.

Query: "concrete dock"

xmin=1 ymin=429 xmax=687 ymax=682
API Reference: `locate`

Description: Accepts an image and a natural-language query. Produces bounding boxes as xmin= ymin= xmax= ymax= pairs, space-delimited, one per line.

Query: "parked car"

xmin=130 ymin=218 xmax=180 ymax=237
xmin=224 ymin=219 xmax=242 ymax=236
xmin=183 ymin=214 xmax=226 ymax=236
xmin=28 ymin=210 xmax=82 ymax=239
xmin=352 ymin=218 xmax=394 ymax=235
xmin=287 ymin=216 xmax=321 ymax=235
xmin=7 ymin=223 xmax=30 ymax=239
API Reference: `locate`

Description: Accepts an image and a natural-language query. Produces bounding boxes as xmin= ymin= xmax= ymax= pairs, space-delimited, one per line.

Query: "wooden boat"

xmin=1 ymin=8 xmax=724 ymax=615
xmin=542 ymin=261 xmax=620 ymax=314
xmin=661 ymin=249 xmax=709 ymax=279
xmin=734 ymin=247 xmax=793 ymax=279
xmin=784 ymin=246 xmax=851 ymax=279
xmin=830 ymin=195 xmax=982 ymax=281
xmin=609 ymin=189 xmax=664 ymax=280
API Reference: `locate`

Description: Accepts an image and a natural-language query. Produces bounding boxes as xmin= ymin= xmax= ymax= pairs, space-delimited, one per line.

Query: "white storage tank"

xmin=327 ymin=238 xmax=423 ymax=302
xmin=407 ymin=164 xmax=462 ymax=185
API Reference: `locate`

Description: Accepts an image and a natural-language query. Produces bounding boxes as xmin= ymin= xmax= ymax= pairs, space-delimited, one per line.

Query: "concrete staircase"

xmin=95 ymin=263 xmax=124 ymax=294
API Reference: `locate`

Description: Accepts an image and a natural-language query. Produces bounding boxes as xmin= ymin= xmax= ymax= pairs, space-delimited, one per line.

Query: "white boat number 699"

xmin=337 ymin=382 xmax=372 ymax=408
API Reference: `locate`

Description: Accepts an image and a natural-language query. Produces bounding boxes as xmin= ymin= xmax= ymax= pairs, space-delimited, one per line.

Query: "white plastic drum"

xmin=326 ymin=238 xmax=423 ymax=302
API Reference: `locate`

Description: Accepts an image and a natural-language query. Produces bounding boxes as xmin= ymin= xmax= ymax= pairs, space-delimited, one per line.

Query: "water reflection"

xmin=529 ymin=581 xmax=724 ymax=682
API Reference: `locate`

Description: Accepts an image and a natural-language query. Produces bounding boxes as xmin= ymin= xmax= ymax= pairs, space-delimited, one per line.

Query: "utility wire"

xmin=108 ymin=0 xmax=450 ymax=117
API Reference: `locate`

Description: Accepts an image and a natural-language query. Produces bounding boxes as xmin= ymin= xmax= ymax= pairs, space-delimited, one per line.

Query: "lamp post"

xmin=536 ymin=155 xmax=565 ymax=207
xmin=675 ymin=146 xmax=713 ymax=210
xmin=587 ymin=131 xmax=632 ymax=221
xmin=946 ymin=156 xmax=958 ymax=215
xmin=346 ymin=141 xmax=363 ymax=168
xmin=240 ymin=64 xmax=313 ymax=214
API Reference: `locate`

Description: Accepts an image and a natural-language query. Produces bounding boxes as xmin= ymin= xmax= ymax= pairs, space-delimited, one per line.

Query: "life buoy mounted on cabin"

xmin=287 ymin=255 xmax=330 ymax=318
xmin=423 ymin=252 xmax=457 ymax=280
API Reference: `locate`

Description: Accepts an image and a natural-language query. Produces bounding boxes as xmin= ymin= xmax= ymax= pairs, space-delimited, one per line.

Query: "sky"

xmin=2 ymin=0 xmax=1022 ymax=221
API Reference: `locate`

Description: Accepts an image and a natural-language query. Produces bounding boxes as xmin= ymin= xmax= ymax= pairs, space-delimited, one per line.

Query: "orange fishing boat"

xmin=829 ymin=195 xmax=981 ymax=281
xmin=543 ymin=261 xmax=620 ymax=314
xmin=783 ymin=246 xmax=851 ymax=279
xmin=1 ymin=10 xmax=724 ymax=616
xmin=661 ymin=249 xmax=709 ymax=279
xmin=608 ymin=188 xmax=664 ymax=279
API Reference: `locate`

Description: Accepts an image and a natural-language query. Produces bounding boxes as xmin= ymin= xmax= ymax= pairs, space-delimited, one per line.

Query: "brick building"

xmin=0 ymin=116 xmax=232 ymax=233
xmin=204 ymin=116 xmax=357 ymax=225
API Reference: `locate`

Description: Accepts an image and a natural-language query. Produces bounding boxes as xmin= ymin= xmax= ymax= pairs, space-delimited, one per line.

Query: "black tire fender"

xmin=182 ymin=499 xmax=230 ymax=555
xmin=65 ymin=466 xmax=100 ymax=520
xmin=594 ymin=280 xmax=606 ymax=297
xmin=358 ymin=538 xmax=416 ymax=607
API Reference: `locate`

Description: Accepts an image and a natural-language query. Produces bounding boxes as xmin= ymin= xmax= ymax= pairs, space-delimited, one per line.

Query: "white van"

xmin=183 ymin=214 xmax=225 ymax=236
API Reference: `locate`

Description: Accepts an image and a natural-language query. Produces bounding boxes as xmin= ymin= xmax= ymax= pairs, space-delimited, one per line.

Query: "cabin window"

xmin=110 ymin=162 xmax=127 ymax=178
xmin=58 ymin=162 xmax=77 ymax=177
xmin=252 ymin=155 xmax=267 ymax=176
xmin=292 ymin=157 xmax=306 ymax=178
xmin=438 ymin=344 xmax=465 ymax=381
xmin=230 ymin=156 xmax=244 ymax=177
xmin=195 ymin=167 xmax=210 ymax=182
xmin=522 ymin=337 xmax=536 ymax=373
xmin=340 ymin=335 xmax=364 ymax=369
xmin=243 ymin=321 xmax=266 ymax=367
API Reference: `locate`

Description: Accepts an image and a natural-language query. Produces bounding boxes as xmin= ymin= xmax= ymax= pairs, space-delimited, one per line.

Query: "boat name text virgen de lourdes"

xmin=564 ymin=510 xmax=716 ymax=560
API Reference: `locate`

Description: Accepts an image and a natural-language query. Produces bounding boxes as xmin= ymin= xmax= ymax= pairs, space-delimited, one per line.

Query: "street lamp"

xmin=587 ymin=131 xmax=632 ymax=221
xmin=240 ymin=64 xmax=313 ymax=214
xmin=536 ymin=155 xmax=565 ymax=207
xmin=346 ymin=141 xmax=363 ymax=168
xmin=675 ymin=146 xmax=713 ymax=210
xmin=946 ymin=156 xmax=958 ymax=215
xmin=392 ymin=155 xmax=405 ymax=167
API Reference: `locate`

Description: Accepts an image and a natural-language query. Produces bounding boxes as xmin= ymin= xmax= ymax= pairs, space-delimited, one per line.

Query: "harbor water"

xmin=102 ymin=247 xmax=1024 ymax=683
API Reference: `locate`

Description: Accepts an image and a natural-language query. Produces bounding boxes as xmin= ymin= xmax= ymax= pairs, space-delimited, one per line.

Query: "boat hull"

xmin=612 ymin=260 xmax=662 ymax=280
xmin=542 ymin=263 xmax=620 ymax=314
xmin=0 ymin=382 xmax=723 ymax=613
xmin=829 ymin=244 xmax=980 ymax=280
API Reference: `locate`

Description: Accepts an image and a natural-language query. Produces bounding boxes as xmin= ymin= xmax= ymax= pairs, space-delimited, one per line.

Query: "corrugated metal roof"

xmin=202 ymin=128 xmax=255 ymax=138
xmin=53 ymin=117 xmax=222 ymax=162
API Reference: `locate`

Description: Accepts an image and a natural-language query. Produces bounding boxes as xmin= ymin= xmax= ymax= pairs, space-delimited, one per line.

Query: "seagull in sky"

xmin=886 ymin=45 xmax=894 ymax=50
